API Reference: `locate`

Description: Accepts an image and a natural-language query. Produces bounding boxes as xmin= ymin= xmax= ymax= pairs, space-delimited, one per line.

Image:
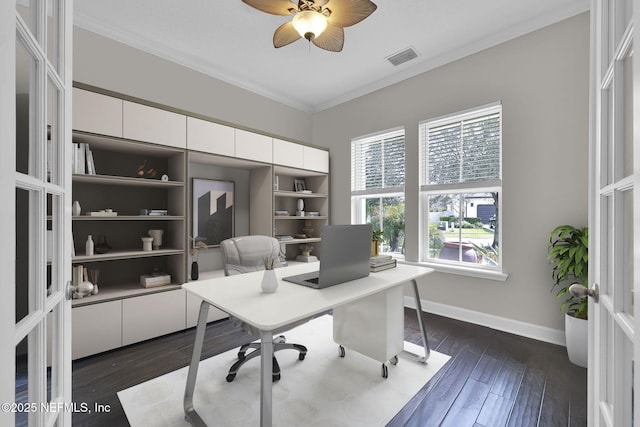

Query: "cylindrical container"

xmin=141 ymin=237 xmax=153 ymax=252
xmin=85 ymin=235 xmax=94 ymax=256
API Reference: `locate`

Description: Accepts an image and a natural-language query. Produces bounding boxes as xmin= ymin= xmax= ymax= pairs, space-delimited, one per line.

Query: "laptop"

xmin=283 ymin=224 xmax=372 ymax=289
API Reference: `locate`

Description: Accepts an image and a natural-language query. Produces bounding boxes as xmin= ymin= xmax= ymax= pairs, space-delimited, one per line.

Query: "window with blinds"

xmin=351 ymin=128 xmax=405 ymax=256
xmin=351 ymin=129 xmax=405 ymax=194
xmin=419 ymin=103 xmax=502 ymax=271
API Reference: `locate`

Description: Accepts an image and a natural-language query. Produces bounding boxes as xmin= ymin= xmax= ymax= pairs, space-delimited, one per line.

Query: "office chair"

xmin=220 ymin=235 xmax=307 ymax=382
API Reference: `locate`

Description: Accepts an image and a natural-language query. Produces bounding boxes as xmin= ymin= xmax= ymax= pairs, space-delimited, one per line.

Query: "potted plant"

xmin=371 ymin=228 xmax=383 ymax=257
xmin=547 ymin=224 xmax=589 ymax=367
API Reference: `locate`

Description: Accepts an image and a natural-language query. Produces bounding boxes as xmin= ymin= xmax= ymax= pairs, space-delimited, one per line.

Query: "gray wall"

xmin=73 ymin=27 xmax=313 ymax=144
xmin=312 ymin=13 xmax=590 ymax=332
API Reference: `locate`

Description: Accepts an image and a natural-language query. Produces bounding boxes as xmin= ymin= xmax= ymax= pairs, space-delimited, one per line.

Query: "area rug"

xmin=118 ymin=314 xmax=449 ymax=427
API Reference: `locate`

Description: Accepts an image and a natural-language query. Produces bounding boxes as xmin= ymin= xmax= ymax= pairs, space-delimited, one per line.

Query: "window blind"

xmin=352 ymin=130 xmax=405 ymax=193
xmin=422 ymin=110 xmax=501 ymax=186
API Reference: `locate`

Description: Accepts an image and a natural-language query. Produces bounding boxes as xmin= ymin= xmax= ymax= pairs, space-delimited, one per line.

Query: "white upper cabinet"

xmin=187 ymin=117 xmax=235 ymax=157
xmin=123 ymin=101 xmax=187 ymax=148
xmin=235 ymin=129 xmax=273 ymax=163
xmin=303 ymin=146 xmax=329 ymax=173
xmin=73 ymin=88 xmax=123 ymax=137
xmin=273 ymin=138 xmax=304 ymax=169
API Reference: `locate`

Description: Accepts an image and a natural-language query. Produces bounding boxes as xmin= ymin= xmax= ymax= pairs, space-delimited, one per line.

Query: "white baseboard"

xmin=404 ymin=296 xmax=566 ymax=347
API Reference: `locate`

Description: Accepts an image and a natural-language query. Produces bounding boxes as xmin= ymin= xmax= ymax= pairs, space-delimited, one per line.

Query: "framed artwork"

xmin=294 ymin=178 xmax=307 ymax=192
xmin=192 ymin=178 xmax=235 ymax=247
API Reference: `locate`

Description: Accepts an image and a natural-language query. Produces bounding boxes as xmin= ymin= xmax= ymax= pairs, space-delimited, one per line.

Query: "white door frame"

xmin=588 ymin=0 xmax=639 ymax=425
xmin=2 ymin=1 xmax=73 ymax=426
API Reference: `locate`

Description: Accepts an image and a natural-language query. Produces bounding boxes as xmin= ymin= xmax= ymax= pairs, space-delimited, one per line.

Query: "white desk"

xmin=182 ymin=262 xmax=434 ymax=427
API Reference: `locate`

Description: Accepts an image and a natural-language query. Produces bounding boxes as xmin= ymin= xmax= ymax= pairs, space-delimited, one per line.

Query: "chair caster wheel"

xmin=338 ymin=345 xmax=346 ymax=358
xmin=226 ymin=373 xmax=236 ymax=382
xmin=382 ymin=364 xmax=388 ymax=378
xmin=299 ymin=352 xmax=306 ymax=361
xmin=390 ymin=355 xmax=398 ymax=365
xmin=272 ymin=373 xmax=281 ymax=382
xmin=237 ymin=352 xmax=246 ymax=361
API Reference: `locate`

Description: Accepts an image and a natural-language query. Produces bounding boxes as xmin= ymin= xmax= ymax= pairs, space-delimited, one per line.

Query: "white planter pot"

xmin=565 ymin=313 xmax=588 ymax=368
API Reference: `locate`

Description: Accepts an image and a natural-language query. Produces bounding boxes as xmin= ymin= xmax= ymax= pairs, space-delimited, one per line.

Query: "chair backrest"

xmin=220 ymin=235 xmax=282 ymax=276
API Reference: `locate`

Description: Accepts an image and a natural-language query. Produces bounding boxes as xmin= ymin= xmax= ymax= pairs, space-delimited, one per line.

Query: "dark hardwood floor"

xmin=71 ymin=308 xmax=586 ymax=426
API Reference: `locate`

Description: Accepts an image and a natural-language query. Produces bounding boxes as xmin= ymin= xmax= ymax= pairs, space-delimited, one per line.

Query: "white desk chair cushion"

xmin=220 ymin=235 xmax=282 ymax=276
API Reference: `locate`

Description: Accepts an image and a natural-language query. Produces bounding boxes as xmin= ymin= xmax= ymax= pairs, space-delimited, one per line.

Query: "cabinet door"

xmin=235 ymin=129 xmax=273 ymax=163
xmin=185 ymin=291 xmax=228 ymax=328
xmin=122 ymin=290 xmax=186 ymax=345
xmin=273 ymin=139 xmax=304 ymax=168
xmin=187 ymin=117 xmax=235 ymax=157
xmin=303 ymin=146 xmax=329 ymax=173
xmin=73 ymin=88 xmax=123 ymax=137
xmin=123 ymin=101 xmax=187 ymax=148
xmin=72 ymin=301 xmax=122 ymax=359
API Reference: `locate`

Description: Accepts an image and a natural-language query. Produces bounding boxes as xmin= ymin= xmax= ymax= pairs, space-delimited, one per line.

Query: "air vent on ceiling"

xmin=386 ymin=47 xmax=418 ymax=66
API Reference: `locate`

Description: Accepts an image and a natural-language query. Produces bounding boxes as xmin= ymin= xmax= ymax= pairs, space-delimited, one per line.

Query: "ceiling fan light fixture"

xmin=292 ymin=10 xmax=328 ymax=41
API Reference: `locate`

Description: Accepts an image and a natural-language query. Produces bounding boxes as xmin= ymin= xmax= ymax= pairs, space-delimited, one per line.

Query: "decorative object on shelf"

xmin=189 ymin=238 xmax=208 ymax=281
xmin=296 ymin=198 xmax=304 ymax=217
xmin=85 ymin=235 xmax=94 ymax=256
xmin=89 ymin=269 xmax=100 ymax=295
xmin=242 ymin=0 xmax=377 ymax=53
xmin=141 ymin=237 xmax=154 ymax=252
xmin=296 ymin=245 xmax=318 ymax=263
xmin=140 ymin=270 xmax=172 ymax=288
xmin=94 ymin=235 xmax=112 ymax=254
xmin=192 ymin=178 xmax=235 ymax=247
xmin=302 ymin=225 xmax=314 ymax=238
xmin=161 ymin=174 xmax=169 ymax=181
xmin=71 ymin=265 xmax=94 ymax=299
xmin=148 ymin=229 xmax=164 ymax=250
xmin=136 ymin=160 xmax=157 ymax=178
xmin=371 ymin=228 xmax=383 ymax=257
xmin=261 ymin=257 xmax=278 ymax=293
xmin=294 ymin=178 xmax=307 ymax=192
xmin=72 ymin=200 xmax=81 ymax=216
xmin=85 ymin=209 xmax=117 ymax=217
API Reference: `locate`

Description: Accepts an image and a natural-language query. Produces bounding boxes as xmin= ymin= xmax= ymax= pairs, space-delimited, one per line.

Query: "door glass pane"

xmin=15 ymin=334 xmax=28 ymax=427
xmin=16 ymin=0 xmax=36 ymax=36
xmin=16 ymin=36 xmax=37 ymax=177
xmin=46 ymin=76 xmax=61 ymax=184
xmin=603 ymin=85 xmax=614 ymax=186
xmin=622 ymin=51 xmax=633 ymax=178
xmin=46 ymin=193 xmax=61 ymax=298
xmin=46 ymin=0 xmax=59 ymax=72
xmin=622 ymin=189 xmax=633 ymax=315
xmin=16 ymin=187 xmax=40 ymax=324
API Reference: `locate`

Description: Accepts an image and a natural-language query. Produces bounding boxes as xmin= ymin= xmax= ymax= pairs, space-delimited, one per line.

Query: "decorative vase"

xmin=261 ymin=269 xmax=278 ymax=293
xmin=371 ymin=241 xmax=379 ymax=257
xmin=141 ymin=237 xmax=153 ymax=252
xmin=148 ymin=229 xmax=164 ymax=250
xmin=191 ymin=261 xmax=199 ymax=280
xmin=72 ymin=200 xmax=81 ymax=216
xmin=565 ymin=313 xmax=588 ymax=368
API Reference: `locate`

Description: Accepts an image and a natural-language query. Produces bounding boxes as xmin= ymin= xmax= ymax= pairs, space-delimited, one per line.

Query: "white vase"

xmin=141 ymin=237 xmax=153 ymax=252
xmin=72 ymin=200 xmax=81 ymax=216
xmin=565 ymin=313 xmax=588 ymax=368
xmin=148 ymin=229 xmax=164 ymax=249
xmin=261 ymin=269 xmax=278 ymax=293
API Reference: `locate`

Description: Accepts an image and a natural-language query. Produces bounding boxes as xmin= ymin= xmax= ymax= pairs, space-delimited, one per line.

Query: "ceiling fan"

xmin=242 ymin=0 xmax=377 ymax=52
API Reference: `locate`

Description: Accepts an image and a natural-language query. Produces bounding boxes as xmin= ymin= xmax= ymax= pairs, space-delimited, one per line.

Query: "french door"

xmin=1 ymin=1 xmax=73 ymax=426
xmin=589 ymin=0 xmax=639 ymax=425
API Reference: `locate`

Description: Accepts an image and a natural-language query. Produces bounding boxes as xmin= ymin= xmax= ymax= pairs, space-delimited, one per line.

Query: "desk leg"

xmin=411 ymin=278 xmax=431 ymax=363
xmin=260 ymin=330 xmax=274 ymax=427
xmin=183 ymin=301 xmax=210 ymax=426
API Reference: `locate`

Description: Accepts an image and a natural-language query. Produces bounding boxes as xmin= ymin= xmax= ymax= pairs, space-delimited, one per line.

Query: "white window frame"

xmin=419 ymin=102 xmax=506 ymax=279
xmin=351 ymin=127 xmax=405 ymax=258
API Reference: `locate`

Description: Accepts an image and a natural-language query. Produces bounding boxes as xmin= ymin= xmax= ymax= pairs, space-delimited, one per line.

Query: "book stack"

xmin=148 ymin=209 xmax=168 ymax=216
xmin=370 ymin=254 xmax=396 ymax=272
xmin=140 ymin=273 xmax=171 ymax=288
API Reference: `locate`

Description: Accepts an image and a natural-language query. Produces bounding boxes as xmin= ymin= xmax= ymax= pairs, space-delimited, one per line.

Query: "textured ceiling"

xmin=74 ymin=0 xmax=589 ymax=112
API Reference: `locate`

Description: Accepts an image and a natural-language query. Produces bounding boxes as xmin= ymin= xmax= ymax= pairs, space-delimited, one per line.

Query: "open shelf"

xmin=71 ymin=282 xmax=183 ymax=307
xmin=73 ymin=248 xmax=184 ymax=263
xmin=73 ymin=215 xmax=184 ymax=221
xmin=73 ymin=173 xmax=184 ymax=187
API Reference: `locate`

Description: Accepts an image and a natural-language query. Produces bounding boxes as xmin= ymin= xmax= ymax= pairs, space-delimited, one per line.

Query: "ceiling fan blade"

xmin=312 ymin=24 xmax=344 ymax=52
xmin=242 ymin=0 xmax=296 ymax=16
xmin=326 ymin=0 xmax=377 ymax=27
xmin=273 ymin=21 xmax=302 ymax=48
